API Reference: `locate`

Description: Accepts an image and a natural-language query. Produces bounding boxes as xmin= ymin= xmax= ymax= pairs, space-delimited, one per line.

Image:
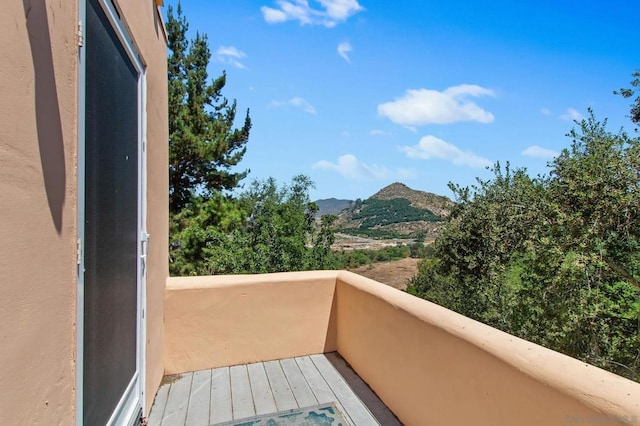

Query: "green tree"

xmin=309 ymin=214 xmax=338 ymax=270
xmin=614 ymin=69 xmax=640 ymax=126
xmin=238 ymin=176 xmax=315 ymax=273
xmin=236 ymin=175 xmax=338 ymax=273
xmin=408 ymin=242 xmax=429 ymax=258
xmin=420 ymin=163 xmax=546 ymax=326
xmin=167 ymin=2 xmax=251 ymax=213
xmin=549 ymin=110 xmax=640 ymax=291
xmin=169 ymin=175 xmax=339 ymax=275
xmin=169 ymin=193 xmax=246 ymax=276
xmin=407 ymin=115 xmax=640 ymax=379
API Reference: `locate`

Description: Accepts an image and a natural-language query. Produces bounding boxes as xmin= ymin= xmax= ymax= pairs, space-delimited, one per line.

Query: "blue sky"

xmin=166 ymin=0 xmax=639 ymax=201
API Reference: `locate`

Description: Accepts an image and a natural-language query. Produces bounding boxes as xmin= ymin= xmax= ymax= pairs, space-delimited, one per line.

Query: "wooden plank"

xmin=247 ymin=362 xmax=277 ymax=415
xmin=161 ymin=372 xmax=193 ymax=426
xmin=295 ymin=356 xmax=351 ymax=424
xmin=263 ymin=360 xmax=298 ymax=411
xmin=294 ymin=356 xmax=337 ymax=405
xmin=311 ymin=354 xmax=379 ymax=425
xmin=230 ymin=364 xmax=255 ymax=420
xmin=186 ymin=369 xmax=211 ymax=425
xmin=210 ymin=367 xmax=233 ymax=424
xmin=280 ymin=358 xmax=318 ymax=408
xmin=147 ymin=382 xmax=170 ymax=426
xmin=325 ymin=353 xmax=401 ymax=425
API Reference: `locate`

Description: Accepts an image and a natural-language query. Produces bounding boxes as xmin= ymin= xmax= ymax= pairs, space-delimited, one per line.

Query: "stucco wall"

xmin=0 ymin=0 xmax=168 ymax=422
xmin=0 ymin=0 xmax=78 ymax=424
xmin=164 ymin=272 xmax=338 ymax=375
xmin=115 ymin=0 xmax=169 ymax=414
xmin=335 ymin=271 xmax=640 ymax=426
xmin=163 ymin=271 xmax=640 ymax=424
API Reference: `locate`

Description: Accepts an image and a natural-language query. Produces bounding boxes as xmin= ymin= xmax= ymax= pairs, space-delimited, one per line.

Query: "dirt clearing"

xmin=349 ymin=257 xmax=421 ymax=290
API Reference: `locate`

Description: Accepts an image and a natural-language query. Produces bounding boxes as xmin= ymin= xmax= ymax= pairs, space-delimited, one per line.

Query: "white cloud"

xmin=560 ymin=108 xmax=584 ymax=121
xmin=369 ymin=129 xmax=392 ymax=137
xmin=399 ymin=135 xmax=492 ymax=168
xmin=261 ymin=0 xmax=364 ymax=27
xmin=521 ymin=145 xmax=559 ymax=159
xmin=216 ymin=46 xmax=247 ymax=69
xmin=378 ymin=85 xmax=495 ymax=126
xmin=313 ymin=154 xmax=388 ymax=180
xmin=540 ymin=107 xmax=551 ymax=116
xmin=337 ymin=42 xmax=352 ymax=62
xmin=261 ymin=7 xmax=288 ymax=23
xmin=313 ymin=154 xmax=415 ymax=181
xmin=269 ymin=96 xmax=317 ymax=114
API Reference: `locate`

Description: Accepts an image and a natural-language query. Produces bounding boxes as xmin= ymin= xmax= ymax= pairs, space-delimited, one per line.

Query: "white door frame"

xmin=76 ymin=0 xmax=147 ymax=423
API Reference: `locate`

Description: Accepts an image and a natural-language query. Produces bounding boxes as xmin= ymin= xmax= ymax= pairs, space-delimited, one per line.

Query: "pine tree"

xmin=167 ymin=2 xmax=251 ymax=213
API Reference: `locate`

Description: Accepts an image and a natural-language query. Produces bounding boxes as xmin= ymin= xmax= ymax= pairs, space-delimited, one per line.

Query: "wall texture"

xmin=0 ymin=0 xmax=78 ymax=424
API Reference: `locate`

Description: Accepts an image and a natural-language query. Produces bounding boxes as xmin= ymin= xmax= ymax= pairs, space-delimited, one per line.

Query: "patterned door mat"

xmin=213 ymin=402 xmax=349 ymax=425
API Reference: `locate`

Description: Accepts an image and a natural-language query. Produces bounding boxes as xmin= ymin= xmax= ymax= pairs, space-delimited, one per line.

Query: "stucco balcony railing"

xmin=163 ymin=271 xmax=640 ymax=425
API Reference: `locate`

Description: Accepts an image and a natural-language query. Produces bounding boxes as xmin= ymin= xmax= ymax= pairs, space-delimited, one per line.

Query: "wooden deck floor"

xmin=148 ymin=352 xmax=400 ymax=426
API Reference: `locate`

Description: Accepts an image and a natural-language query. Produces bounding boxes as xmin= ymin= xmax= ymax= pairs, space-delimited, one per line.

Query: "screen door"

xmin=82 ymin=0 xmax=143 ymax=424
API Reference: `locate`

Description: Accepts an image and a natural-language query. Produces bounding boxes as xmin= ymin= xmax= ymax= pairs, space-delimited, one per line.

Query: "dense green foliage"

xmin=170 ymin=176 xmax=339 ymax=275
xmin=351 ymin=198 xmax=440 ymax=228
xmin=407 ymin=110 xmax=640 ymax=381
xmin=339 ymin=228 xmax=411 ymax=240
xmin=333 ymin=245 xmax=412 ymax=269
xmin=167 ymin=3 xmax=251 ymax=214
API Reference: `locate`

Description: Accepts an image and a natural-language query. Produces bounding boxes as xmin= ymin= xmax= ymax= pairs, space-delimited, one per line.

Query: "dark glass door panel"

xmin=84 ymin=0 xmax=139 ymax=424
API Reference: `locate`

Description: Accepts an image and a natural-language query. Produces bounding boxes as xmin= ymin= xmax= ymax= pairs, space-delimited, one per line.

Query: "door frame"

xmin=76 ymin=0 xmax=147 ymax=423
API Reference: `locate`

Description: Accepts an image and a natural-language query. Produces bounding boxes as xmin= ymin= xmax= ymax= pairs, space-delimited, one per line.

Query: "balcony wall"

xmin=335 ymin=271 xmax=640 ymax=425
xmin=164 ymin=271 xmax=338 ymax=374
xmin=164 ymin=271 xmax=640 ymax=425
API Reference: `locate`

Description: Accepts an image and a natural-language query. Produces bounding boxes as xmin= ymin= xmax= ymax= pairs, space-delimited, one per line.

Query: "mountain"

xmin=334 ymin=182 xmax=454 ymax=240
xmin=370 ymin=182 xmax=453 ymax=217
xmin=314 ymin=198 xmax=353 ymax=218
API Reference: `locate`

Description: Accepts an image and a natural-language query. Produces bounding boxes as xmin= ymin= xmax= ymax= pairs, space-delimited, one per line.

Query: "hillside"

xmin=370 ymin=182 xmax=453 ymax=217
xmin=335 ymin=182 xmax=453 ymax=240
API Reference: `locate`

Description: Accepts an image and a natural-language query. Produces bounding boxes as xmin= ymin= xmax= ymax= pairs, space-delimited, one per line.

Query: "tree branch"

xmin=606 ymin=257 xmax=640 ymax=290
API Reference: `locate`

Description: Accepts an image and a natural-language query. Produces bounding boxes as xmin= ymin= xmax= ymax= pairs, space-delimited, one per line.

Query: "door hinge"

xmin=76 ymin=238 xmax=82 ymax=266
xmin=77 ymin=21 xmax=84 ymax=47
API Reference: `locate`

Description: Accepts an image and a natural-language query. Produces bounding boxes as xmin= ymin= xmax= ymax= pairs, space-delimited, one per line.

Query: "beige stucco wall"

xmin=0 ymin=0 xmax=167 ymax=423
xmin=163 ymin=271 xmax=640 ymax=424
xmin=115 ymin=1 xmax=169 ymax=414
xmin=0 ymin=0 xmax=78 ymax=424
xmin=164 ymin=272 xmax=338 ymax=374
xmin=335 ymin=271 xmax=640 ymax=426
